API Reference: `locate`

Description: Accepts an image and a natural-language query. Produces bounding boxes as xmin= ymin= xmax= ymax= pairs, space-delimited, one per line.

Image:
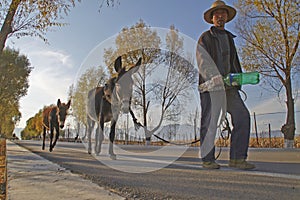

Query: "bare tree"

xmin=188 ymin=108 xmax=200 ymax=141
xmin=235 ymin=0 xmax=299 ymax=147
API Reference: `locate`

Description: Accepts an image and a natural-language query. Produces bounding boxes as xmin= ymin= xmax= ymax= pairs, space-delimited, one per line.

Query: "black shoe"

xmin=229 ymin=159 xmax=255 ymax=170
xmin=202 ymin=161 xmax=220 ymax=169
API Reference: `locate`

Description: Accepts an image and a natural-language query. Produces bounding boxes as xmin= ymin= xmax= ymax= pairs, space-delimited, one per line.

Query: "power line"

xmin=252 ymin=110 xmax=300 ymax=116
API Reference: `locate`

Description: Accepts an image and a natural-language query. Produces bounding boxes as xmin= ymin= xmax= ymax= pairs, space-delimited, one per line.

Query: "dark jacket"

xmin=197 ymin=26 xmax=242 ymax=89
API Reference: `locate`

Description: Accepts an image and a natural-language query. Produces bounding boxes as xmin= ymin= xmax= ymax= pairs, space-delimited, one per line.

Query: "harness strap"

xmin=42 ymin=122 xmax=50 ymax=130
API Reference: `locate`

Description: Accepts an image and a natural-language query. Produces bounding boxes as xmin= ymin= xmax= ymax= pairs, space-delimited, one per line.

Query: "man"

xmin=197 ymin=0 xmax=255 ymax=170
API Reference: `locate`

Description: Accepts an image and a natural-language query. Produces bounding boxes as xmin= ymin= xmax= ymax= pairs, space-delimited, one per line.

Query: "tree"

xmin=149 ymin=25 xmax=197 ymax=140
xmin=0 ymin=48 xmax=31 ymax=102
xmin=0 ymin=48 xmax=31 ymax=137
xmin=0 ymin=104 xmax=21 ymax=137
xmin=235 ymin=0 xmax=299 ymax=147
xmin=0 ymin=0 xmax=117 ymax=53
xmin=21 ymin=108 xmax=43 ymax=139
xmin=103 ymin=19 xmax=161 ymax=76
xmin=188 ymin=108 xmax=200 ymax=141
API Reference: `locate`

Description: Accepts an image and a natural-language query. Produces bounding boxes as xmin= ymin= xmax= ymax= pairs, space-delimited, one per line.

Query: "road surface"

xmin=14 ymin=140 xmax=300 ymax=200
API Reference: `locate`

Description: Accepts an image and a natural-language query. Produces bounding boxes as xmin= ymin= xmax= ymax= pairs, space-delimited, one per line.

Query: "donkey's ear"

xmin=57 ymin=99 xmax=61 ymax=107
xmin=114 ymin=56 xmax=122 ymax=73
xmin=135 ymin=57 xmax=142 ymax=67
xmin=67 ymin=100 xmax=71 ymax=109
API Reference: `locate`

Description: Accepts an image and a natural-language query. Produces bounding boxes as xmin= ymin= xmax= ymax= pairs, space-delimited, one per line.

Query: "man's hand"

xmin=211 ymin=75 xmax=223 ymax=86
xmin=199 ymin=75 xmax=224 ymax=92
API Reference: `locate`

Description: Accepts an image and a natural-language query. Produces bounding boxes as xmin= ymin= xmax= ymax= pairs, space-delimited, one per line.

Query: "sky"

xmin=6 ymin=0 xmax=299 ymax=134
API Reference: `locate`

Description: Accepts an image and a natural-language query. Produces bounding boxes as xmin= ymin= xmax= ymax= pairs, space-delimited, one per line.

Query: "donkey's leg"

xmin=42 ymin=126 xmax=46 ymax=150
xmin=109 ymin=119 xmax=117 ymax=160
xmin=99 ymin=121 xmax=104 ymax=153
xmin=88 ymin=123 xmax=94 ymax=154
xmin=95 ymin=124 xmax=100 ymax=155
xmin=95 ymin=119 xmax=105 ymax=156
xmin=49 ymin=126 xmax=54 ymax=152
xmin=51 ymin=126 xmax=60 ymax=151
xmin=87 ymin=117 xmax=94 ymax=154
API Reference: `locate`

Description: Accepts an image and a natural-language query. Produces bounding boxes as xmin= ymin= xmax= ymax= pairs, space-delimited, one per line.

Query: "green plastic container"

xmin=223 ymin=72 xmax=260 ymax=86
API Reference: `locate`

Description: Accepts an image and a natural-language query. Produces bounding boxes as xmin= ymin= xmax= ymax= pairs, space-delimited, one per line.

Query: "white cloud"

xmin=252 ymin=97 xmax=286 ymax=114
xmin=30 ymin=50 xmax=74 ymax=69
xmin=250 ymin=88 xmax=300 ymax=114
xmin=8 ymin=38 xmax=76 ymax=128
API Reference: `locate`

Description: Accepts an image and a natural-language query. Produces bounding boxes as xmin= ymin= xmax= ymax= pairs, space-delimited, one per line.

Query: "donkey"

xmin=42 ymin=99 xmax=71 ymax=152
xmin=86 ymin=56 xmax=142 ymax=159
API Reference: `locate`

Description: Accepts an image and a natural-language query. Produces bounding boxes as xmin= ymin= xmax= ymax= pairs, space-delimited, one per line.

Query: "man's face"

xmin=212 ymin=9 xmax=228 ymax=29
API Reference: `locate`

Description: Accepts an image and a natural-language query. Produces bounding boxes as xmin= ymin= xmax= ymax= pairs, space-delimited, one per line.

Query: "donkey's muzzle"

xmin=60 ymin=124 xmax=64 ymax=129
xmin=121 ymin=100 xmax=130 ymax=114
xmin=121 ymin=107 xmax=129 ymax=114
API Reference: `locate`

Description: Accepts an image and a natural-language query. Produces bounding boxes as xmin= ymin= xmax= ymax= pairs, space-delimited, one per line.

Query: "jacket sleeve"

xmin=228 ymin=33 xmax=242 ymax=74
xmin=228 ymin=34 xmax=243 ymax=90
xmin=196 ymin=32 xmax=220 ymax=85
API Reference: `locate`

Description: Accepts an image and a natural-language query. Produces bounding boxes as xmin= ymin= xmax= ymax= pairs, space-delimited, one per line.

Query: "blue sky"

xmin=7 ymin=0 xmax=299 ymax=134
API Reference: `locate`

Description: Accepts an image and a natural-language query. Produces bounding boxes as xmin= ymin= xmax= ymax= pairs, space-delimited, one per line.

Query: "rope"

xmin=215 ymin=115 xmax=232 ymax=160
xmin=145 ymin=114 xmax=231 ymax=162
xmin=150 ymin=115 xmax=231 ymax=147
xmin=152 ymin=133 xmax=200 ymax=146
xmin=240 ymin=89 xmax=248 ymax=101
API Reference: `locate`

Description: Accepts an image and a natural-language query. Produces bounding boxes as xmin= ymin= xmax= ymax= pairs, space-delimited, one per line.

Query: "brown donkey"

xmin=42 ymin=99 xmax=71 ymax=152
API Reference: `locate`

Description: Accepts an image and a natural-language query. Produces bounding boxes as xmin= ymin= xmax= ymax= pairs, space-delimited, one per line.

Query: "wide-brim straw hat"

xmin=204 ymin=0 xmax=236 ymax=24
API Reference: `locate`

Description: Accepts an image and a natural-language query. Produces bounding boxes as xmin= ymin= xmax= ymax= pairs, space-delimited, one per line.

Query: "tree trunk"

xmin=0 ymin=0 xmax=21 ymax=53
xmin=281 ymin=77 xmax=295 ymax=148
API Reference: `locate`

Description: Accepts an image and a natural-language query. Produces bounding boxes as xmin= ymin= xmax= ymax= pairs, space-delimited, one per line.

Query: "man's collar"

xmin=210 ymin=26 xmax=236 ymax=38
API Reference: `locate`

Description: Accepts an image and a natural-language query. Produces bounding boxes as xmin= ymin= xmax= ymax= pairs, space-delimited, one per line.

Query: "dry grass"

xmin=114 ymin=135 xmax=300 ymax=148
xmin=216 ymin=136 xmax=300 ymax=148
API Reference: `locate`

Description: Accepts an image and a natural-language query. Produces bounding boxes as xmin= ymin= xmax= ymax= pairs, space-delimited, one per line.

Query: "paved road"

xmin=14 ymin=140 xmax=300 ymax=200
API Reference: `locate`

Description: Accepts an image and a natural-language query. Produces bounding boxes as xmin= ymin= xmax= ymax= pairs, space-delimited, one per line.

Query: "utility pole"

xmin=253 ymin=112 xmax=259 ymax=147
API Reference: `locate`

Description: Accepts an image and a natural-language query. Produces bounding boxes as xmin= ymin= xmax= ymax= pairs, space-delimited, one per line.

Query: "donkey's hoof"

xmin=110 ymin=154 xmax=117 ymax=160
xmin=88 ymin=148 xmax=92 ymax=154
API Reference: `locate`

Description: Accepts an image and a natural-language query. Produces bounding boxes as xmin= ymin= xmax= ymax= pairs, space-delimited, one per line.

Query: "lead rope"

xmin=152 ymin=133 xmax=200 ymax=146
xmin=151 ymin=115 xmax=228 ymax=147
xmin=215 ymin=115 xmax=231 ymax=160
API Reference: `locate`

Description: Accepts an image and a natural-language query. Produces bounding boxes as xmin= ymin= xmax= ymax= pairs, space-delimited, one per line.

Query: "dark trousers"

xmin=200 ymin=88 xmax=250 ymax=162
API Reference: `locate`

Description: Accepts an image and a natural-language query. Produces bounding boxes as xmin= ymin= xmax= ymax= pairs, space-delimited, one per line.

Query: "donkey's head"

xmin=56 ymin=99 xmax=71 ymax=129
xmin=109 ymin=56 xmax=142 ymax=113
xmin=103 ymin=77 xmax=116 ymax=103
